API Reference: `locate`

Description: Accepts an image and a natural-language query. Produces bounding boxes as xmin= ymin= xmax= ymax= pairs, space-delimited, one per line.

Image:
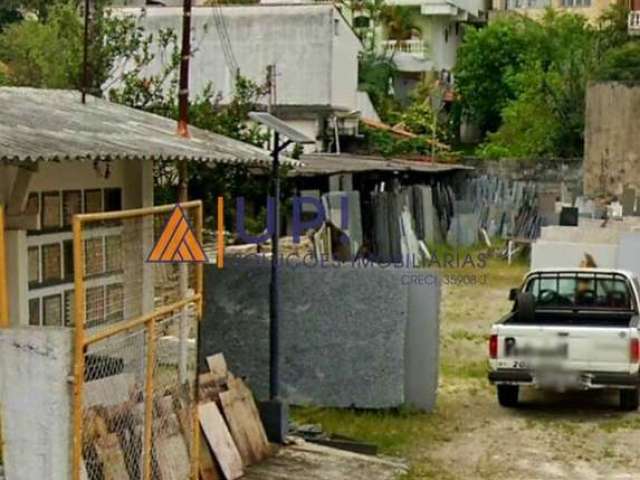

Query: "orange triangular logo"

xmin=147 ymin=205 xmax=208 ymax=263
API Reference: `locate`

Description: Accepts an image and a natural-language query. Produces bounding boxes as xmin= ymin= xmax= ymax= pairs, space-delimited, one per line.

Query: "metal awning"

xmin=293 ymin=153 xmax=473 ymax=176
xmin=0 ymin=87 xmax=299 ymax=167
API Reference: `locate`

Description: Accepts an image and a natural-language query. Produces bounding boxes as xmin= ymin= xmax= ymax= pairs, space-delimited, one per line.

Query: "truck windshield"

xmin=525 ymin=273 xmax=634 ymax=311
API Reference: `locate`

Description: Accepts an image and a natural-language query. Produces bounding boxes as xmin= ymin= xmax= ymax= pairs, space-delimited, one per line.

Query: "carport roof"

xmin=294 ymin=153 xmax=474 ymax=176
xmin=0 ymin=87 xmax=299 ymax=167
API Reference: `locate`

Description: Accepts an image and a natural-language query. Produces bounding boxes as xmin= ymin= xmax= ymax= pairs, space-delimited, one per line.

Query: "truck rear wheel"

xmin=497 ymin=385 xmax=519 ymax=407
xmin=620 ymin=388 xmax=639 ymax=411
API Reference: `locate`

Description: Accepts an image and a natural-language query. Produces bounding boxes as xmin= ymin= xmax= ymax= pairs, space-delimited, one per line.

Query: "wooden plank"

xmin=199 ymin=426 xmax=222 ymax=480
xmin=206 ymin=353 xmax=228 ymax=384
xmin=84 ymin=373 xmax=135 ymax=408
xmin=94 ymin=433 xmax=129 ymax=480
xmin=219 ymin=377 xmax=270 ymax=466
xmin=199 ymin=402 xmax=244 ymax=480
xmin=157 ymin=433 xmax=191 ymax=480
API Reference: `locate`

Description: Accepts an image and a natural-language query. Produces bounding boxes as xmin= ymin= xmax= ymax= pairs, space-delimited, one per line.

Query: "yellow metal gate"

xmin=71 ymin=201 xmax=204 ymax=480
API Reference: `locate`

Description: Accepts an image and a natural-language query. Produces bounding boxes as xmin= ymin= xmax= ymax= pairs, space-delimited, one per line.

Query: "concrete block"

xmin=0 ymin=327 xmax=73 ymax=480
xmin=201 ymin=260 xmax=440 ymax=411
xmin=405 ymin=275 xmax=440 ymax=411
xmin=616 ymin=232 xmax=640 ymax=276
xmin=531 ymin=240 xmax=618 ymax=270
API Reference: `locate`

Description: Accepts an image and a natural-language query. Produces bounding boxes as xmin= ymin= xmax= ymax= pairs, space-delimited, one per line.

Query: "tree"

xmin=0 ymin=2 xmax=166 ymax=96
xmin=379 ymin=5 xmax=420 ymax=43
xmin=0 ymin=3 xmax=83 ymax=88
xmin=594 ymin=41 xmax=640 ymax=83
xmin=461 ymin=7 xmax=631 ymax=159
xmin=455 ymin=16 xmax=532 ymax=134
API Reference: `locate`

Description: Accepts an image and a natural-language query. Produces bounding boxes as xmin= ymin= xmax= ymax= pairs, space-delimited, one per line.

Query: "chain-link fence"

xmin=71 ymin=202 xmax=204 ymax=480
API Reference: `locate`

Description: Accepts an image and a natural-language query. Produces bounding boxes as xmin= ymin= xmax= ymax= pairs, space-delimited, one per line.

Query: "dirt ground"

xmin=428 ymin=261 xmax=640 ymax=480
xmin=295 ymin=258 xmax=640 ymax=480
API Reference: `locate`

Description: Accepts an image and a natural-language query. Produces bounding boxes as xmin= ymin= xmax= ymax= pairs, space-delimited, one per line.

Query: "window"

xmin=41 ymin=192 xmax=61 ymax=229
xmin=63 ymin=190 xmax=82 ymax=227
xmin=106 ymin=284 xmax=124 ymax=323
xmin=85 ymin=189 xmax=103 ymax=214
xmin=85 ymin=238 xmax=105 ymax=276
xmin=29 ymin=298 xmax=40 ymax=326
xmin=41 ymin=243 xmax=62 ymax=283
xmin=63 ymin=240 xmax=74 ymax=281
xmin=104 ymin=188 xmax=122 ymax=212
xmin=43 ymin=294 xmax=62 ymax=327
xmin=86 ymin=286 xmax=105 ymax=328
xmin=105 ymin=236 xmax=123 ymax=273
xmin=526 ymin=274 xmax=633 ymax=310
xmin=28 ymin=246 xmax=40 ymax=287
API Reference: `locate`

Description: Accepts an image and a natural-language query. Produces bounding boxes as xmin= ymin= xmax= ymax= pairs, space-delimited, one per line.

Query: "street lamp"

xmin=248 ymin=112 xmax=313 ymax=442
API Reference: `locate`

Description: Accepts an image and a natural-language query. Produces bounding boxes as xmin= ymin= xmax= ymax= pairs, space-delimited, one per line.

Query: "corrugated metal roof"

xmin=0 ymin=87 xmax=298 ymax=166
xmin=294 ymin=153 xmax=474 ymax=176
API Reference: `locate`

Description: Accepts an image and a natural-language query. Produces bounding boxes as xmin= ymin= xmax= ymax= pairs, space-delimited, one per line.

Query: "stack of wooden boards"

xmin=199 ymin=353 xmax=272 ymax=480
xmin=82 ymin=372 xmax=193 ymax=480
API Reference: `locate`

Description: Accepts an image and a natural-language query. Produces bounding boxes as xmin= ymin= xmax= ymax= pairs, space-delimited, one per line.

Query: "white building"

xmin=113 ymin=4 xmax=379 ymax=152
xmin=374 ymin=0 xmax=488 ymax=100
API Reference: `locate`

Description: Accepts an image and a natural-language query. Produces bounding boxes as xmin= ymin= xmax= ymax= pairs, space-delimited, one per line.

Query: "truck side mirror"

xmin=509 ymin=288 xmax=520 ymax=301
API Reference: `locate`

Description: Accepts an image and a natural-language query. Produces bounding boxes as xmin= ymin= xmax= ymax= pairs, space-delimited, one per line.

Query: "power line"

xmin=208 ymin=0 xmax=239 ymax=77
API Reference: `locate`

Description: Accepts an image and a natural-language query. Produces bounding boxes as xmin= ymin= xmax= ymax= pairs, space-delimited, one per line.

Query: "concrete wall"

xmin=584 ymin=82 xmax=640 ymax=198
xmin=201 ymin=260 xmax=440 ymax=411
xmin=531 ymin=224 xmax=640 ymax=274
xmin=0 ymin=328 xmax=73 ymax=480
xmin=114 ymin=5 xmax=361 ymax=109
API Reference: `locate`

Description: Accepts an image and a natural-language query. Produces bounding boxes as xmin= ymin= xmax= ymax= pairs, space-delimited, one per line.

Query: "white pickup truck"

xmin=488 ymin=268 xmax=640 ymax=410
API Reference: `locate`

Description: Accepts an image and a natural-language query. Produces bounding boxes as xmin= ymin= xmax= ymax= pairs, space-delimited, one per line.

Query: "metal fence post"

xmin=72 ymin=216 xmax=87 ymax=480
xmin=143 ymin=317 xmax=157 ymax=480
xmin=192 ymin=202 xmax=204 ymax=479
xmin=0 ymin=205 xmax=9 ymax=328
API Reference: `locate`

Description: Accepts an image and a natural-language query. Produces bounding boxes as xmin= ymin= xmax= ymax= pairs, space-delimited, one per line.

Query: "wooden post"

xmin=72 ymin=217 xmax=87 ymax=480
xmin=0 ymin=205 xmax=8 ymax=328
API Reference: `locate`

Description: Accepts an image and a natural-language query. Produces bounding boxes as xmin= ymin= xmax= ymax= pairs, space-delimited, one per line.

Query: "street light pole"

xmin=269 ymin=131 xmax=281 ymax=400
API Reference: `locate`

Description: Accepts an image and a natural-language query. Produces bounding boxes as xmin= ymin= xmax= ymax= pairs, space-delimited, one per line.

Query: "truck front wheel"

xmin=619 ymin=388 xmax=639 ymax=411
xmin=497 ymin=385 xmax=519 ymax=407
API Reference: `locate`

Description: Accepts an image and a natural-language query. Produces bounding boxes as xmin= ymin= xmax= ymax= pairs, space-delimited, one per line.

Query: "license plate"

xmin=534 ymin=371 xmax=583 ymax=390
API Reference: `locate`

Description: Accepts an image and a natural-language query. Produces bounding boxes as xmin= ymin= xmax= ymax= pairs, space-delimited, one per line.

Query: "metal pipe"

xmin=71 ymin=217 xmax=87 ymax=480
xmin=269 ymin=131 xmax=281 ymax=400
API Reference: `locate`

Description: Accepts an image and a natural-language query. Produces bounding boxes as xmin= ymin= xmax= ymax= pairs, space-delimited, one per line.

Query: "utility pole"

xmin=177 ymin=0 xmax=192 ymax=385
xmin=82 ymin=0 xmax=91 ymax=104
xmin=266 ymin=65 xmax=274 ymax=114
xmin=177 ymin=0 xmax=192 ymax=203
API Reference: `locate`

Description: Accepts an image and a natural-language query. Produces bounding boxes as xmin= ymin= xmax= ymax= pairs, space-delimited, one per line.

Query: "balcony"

xmin=629 ymin=11 xmax=640 ymax=35
xmin=381 ymin=39 xmax=427 ymax=57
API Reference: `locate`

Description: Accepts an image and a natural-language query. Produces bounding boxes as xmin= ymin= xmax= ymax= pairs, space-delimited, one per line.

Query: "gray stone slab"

xmin=201 ymin=260 xmax=440 ymax=410
xmin=623 ymin=187 xmax=636 ymax=216
xmin=322 ymin=191 xmax=363 ymax=258
xmin=616 ymin=232 xmax=640 ymax=276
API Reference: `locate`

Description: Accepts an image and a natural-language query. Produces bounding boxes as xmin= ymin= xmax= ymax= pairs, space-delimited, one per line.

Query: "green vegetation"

xmin=594 ymin=41 xmax=640 ymax=83
xmin=456 ymin=5 xmax=636 ymax=159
